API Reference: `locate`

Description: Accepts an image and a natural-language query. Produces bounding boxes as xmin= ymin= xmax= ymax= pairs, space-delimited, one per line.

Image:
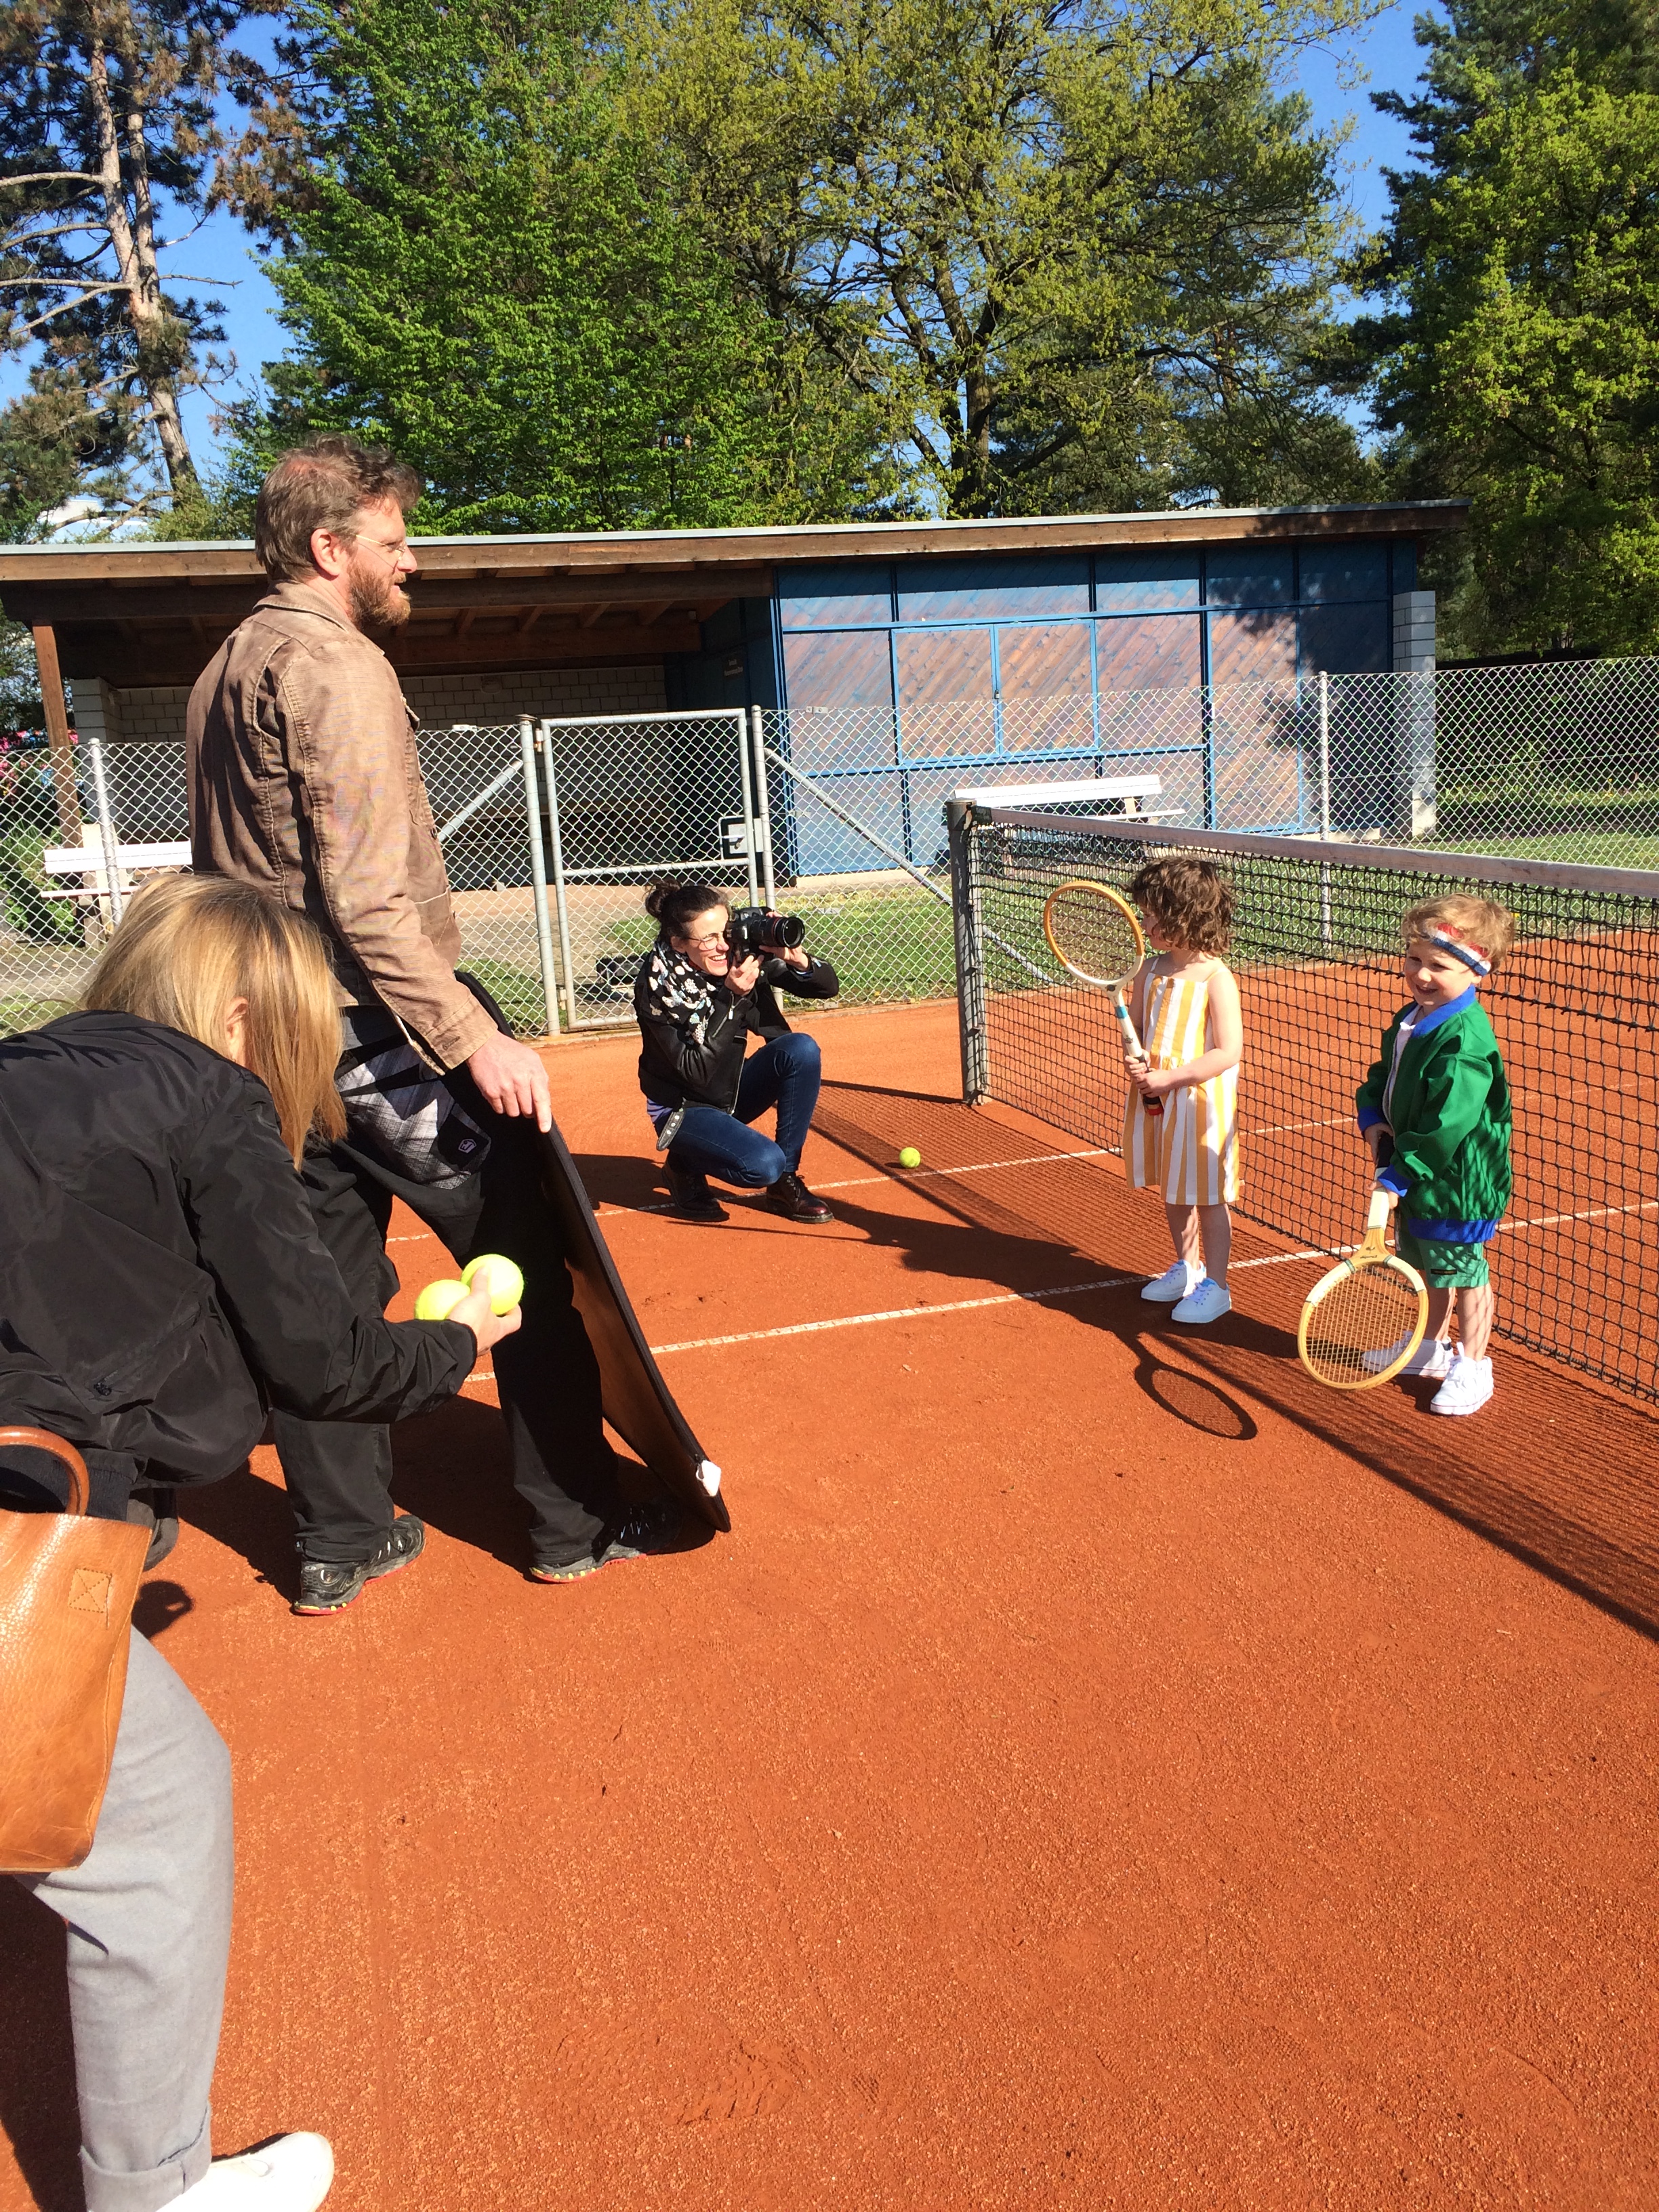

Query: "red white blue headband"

xmin=1426 ymin=926 xmax=1490 ymax=977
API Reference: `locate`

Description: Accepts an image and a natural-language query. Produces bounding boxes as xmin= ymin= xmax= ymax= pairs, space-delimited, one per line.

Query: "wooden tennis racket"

xmin=1297 ymin=1189 xmax=1429 ymax=1389
xmin=1042 ymin=880 xmax=1162 ymax=1116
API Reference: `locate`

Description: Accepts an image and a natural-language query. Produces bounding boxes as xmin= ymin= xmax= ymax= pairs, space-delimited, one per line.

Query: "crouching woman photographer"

xmin=635 ymin=880 xmax=839 ymax=1223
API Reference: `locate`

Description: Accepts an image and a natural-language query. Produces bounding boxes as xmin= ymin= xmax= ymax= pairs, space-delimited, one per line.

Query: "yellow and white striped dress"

xmin=1122 ymin=962 xmax=1241 ymax=1205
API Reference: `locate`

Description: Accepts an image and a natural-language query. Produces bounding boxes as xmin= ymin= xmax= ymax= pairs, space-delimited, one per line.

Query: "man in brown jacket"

xmin=188 ymin=434 xmax=671 ymax=1609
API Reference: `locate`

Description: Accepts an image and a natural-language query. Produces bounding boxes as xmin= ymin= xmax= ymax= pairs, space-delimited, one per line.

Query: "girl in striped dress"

xmin=1121 ymin=857 xmax=1244 ymax=1325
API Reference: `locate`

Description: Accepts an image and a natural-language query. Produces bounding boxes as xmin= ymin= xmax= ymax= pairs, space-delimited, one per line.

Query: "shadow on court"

xmin=0 ymin=1876 xmax=81 ymax=2211
xmin=811 ymin=1080 xmax=1659 ymax=1642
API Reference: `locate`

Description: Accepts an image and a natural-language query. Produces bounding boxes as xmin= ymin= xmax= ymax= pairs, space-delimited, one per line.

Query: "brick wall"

xmin=70 ymin=663 xmax=670 ymax=745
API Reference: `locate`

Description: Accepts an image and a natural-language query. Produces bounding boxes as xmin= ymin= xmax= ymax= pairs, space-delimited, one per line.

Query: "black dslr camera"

xmin=726 ymin=905 xmax=806 ymax=958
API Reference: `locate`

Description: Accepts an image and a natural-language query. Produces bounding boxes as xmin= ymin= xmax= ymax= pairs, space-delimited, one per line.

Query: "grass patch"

xmin=0 ymin=992 xmax=79 ymax=1038
xmin=580 ymin=881 xmax=959 ymax=1010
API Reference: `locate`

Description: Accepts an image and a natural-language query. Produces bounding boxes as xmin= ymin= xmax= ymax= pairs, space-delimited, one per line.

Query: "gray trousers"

xmin=15 ymin=1629 xmax=232 ymax=2211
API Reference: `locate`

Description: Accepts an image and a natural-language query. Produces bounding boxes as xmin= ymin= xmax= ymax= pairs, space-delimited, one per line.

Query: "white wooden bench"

xmin=41 ymin=836 xmax=191 ymax=912
xmin=949 ymin=773 xmax=1182 ymax=818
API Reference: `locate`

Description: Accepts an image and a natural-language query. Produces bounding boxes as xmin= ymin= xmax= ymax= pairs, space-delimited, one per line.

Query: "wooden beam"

xmin=577 ymin=605 xmax=609 ymax=629
xmin=55 ymin=611 xmax=703 ymax=687
xmin=0 ymin=566 xmax=759 ymax=628
xmin=31 ymin=623 xmax=83 ymax=840
xmin=517 ymin=607 xmax=542 ymax=636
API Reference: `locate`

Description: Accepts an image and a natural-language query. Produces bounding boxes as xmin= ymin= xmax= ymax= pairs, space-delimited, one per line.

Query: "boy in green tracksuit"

xmin=1355 ymin=893 xmax=1516 ymax=1416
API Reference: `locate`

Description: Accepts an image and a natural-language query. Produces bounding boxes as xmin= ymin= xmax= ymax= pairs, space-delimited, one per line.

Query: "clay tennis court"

xmin=5 ymin=1000 xmax=1658 ymax=2210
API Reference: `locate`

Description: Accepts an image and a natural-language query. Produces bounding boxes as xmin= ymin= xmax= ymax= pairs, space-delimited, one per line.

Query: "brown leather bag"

xmin=0 ymin=1428 xmax=151 ymax=1875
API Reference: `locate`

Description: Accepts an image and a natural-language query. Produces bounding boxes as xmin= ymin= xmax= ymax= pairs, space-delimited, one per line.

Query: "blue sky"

xmin=14 ymin=1 xmax=1442 ymax=478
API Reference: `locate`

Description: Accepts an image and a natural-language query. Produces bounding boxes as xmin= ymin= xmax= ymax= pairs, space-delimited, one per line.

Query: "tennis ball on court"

xmin=898 ymin=1146 xmax=922 ymax=1170
xmin=414 ymin=1278 xmax=469 ymax=1322
xmin=462 ymin=1252 xmax=526 ymax=1314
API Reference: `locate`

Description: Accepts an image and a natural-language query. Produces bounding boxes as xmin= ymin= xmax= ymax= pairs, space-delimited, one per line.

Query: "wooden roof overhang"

xmin=0 ymin=499 xmax=1469 ymax=695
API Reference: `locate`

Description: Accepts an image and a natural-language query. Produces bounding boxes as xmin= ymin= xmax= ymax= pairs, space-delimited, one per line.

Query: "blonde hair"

xmin=1399 ymin=893 xmax=1517 ymax=971
xmin=82 ymin=876 xmax=346 ymax=1164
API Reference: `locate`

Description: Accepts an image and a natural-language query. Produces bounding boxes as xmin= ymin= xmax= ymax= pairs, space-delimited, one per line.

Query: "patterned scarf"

xmin=643 ymin=936 xmax=718 ymax=1045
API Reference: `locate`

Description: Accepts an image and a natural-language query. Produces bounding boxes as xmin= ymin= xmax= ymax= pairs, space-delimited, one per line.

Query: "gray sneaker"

xmin=293 ymin=1515 xmax=426 ymax=1615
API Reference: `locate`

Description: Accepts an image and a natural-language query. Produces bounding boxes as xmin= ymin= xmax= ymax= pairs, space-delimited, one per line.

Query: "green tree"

xmin=623 ymin=0 xmax=1376 ymax=518
xmin=1361 ymin=2 xmax=1659 ymax=653
xmin=237 ymin=0 xmax=886 ymax=530
xmin=0 ymin=0 xmax=268 ymax=524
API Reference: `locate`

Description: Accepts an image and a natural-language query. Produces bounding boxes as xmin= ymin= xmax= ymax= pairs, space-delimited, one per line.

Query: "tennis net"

xmin=947 ymin=803 xmax=1659 ymax=1404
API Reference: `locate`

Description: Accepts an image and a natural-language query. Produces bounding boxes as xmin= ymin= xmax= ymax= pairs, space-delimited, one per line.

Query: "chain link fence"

xmin=3 ymin=658 xmax=1656 ymax=1040
xmin=0 ymin=721 xmax=560 ymax=1040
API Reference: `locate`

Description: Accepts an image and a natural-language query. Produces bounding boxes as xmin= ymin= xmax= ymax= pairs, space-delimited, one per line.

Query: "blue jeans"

xmin=666 ymin=1032 xmax=822 ymax=1187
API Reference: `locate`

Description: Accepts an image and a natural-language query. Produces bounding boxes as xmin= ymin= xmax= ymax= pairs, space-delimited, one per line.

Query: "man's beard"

xmin=347 ymin=560 xmax=411 ymax=640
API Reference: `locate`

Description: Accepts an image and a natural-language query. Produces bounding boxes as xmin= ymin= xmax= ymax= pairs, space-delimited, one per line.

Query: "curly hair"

xmin=1126 ymin=855 xmax=1235 ymax=954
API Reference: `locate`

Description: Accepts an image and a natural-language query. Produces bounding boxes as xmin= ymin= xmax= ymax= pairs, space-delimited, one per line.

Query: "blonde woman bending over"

xmin=1 ymin=876 xmax=517 ymax=2212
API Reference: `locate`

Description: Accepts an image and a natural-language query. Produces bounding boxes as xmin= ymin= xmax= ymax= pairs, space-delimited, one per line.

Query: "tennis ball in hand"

xmin=413 ymin=1278 xmax=468 ymax=1322
xmin=898 ymin=1146 xmax=922 ymax=1170
xmin=462 ymin=1252 xmax=526 ymax=1314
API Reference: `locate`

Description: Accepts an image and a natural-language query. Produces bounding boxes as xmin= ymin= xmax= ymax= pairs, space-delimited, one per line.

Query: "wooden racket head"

xmin=1296 ymin=1192 xmax=1429 ymax=1391
xmin=1042 ymin=880 xmax=1146 ymax=987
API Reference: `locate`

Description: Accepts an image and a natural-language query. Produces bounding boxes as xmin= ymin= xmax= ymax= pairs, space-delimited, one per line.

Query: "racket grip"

xmin=1367 ymin=1187 xmax=1393 ymax=1233
xmin=1112 ymin=991 xmax=1164 ymax=1120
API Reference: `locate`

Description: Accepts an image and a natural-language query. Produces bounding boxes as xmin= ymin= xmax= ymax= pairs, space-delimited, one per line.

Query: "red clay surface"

xmin=5 ymin=998 xmax=1658 ymax=2211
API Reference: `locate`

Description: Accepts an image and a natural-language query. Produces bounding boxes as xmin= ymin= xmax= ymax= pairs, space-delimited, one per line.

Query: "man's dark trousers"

xmin=274 ymin=1058 xmax=623 ymax=1570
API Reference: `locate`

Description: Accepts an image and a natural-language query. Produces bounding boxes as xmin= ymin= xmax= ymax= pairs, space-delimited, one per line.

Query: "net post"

xmin=946 ymin=798 xmax=988 ymax=1103
xmin=518 ymin=715 xmax=560 ymax=1038
xmin=538 ymin=720 xmax=580 ymax=1033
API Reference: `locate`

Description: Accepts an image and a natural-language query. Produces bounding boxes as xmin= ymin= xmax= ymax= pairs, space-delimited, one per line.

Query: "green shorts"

xmin=1394 ymin=1225 xmax=1491 ymax=1289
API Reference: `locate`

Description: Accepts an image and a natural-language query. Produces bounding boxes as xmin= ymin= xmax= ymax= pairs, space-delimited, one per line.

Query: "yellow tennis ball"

xmin=462 ymin=1253 xmax=525 ymax=1314
xmin=898 ymin=1146 xmax=922 ymax=1170
xmin=413 ymin=1278 xmax=468 ymax=1322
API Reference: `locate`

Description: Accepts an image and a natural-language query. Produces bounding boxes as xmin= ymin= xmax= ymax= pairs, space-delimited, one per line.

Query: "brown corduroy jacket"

xmin=186 ymin=580 xmax=497 ymax=1071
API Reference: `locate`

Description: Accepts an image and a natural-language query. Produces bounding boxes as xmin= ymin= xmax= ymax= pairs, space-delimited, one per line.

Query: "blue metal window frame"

xmin=774 ymin=546 xmax=1395 ymax=851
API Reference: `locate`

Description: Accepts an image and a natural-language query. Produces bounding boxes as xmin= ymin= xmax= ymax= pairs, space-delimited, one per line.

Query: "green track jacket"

xmin=1355 ymin=989 xmax=1512 ymax=1237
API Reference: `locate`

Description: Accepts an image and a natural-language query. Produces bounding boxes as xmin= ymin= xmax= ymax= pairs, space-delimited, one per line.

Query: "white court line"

xmin=649 ymin=1275 xmax=1140 ymax=1355
xmin=1246 ymin=1116 xmax=1353 ymax=1137
xmin=1500 ymin=1196 xmax=1659 ymax=1234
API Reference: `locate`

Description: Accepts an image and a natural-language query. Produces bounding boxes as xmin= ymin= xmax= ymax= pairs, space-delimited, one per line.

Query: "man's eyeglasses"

xmin=349 ymin=531 xmax=413 ymax=562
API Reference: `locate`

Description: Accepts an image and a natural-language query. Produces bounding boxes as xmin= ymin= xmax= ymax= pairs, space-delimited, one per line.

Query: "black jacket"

xmin=634 ymin=950 xmax=839 ymax=1114
xmin=0 ymin=1011 xmax=473 ymax=1488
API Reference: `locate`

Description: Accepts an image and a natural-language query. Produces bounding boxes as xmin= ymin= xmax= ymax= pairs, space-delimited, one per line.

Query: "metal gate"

xmin=533 ymin=708 xmax=770 ymax=1031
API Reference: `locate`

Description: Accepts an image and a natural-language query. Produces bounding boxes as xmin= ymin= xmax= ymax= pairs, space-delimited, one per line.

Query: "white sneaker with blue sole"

xmin=1141 ymin=1263 xmax=1202 ymax=1305
xmin=1170 ymin=1278 xmax=1231 ymax=1326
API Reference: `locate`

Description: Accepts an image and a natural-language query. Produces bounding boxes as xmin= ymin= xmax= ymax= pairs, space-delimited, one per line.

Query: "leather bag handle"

xmin=0 ymin=1427 xmax=90 ymax=1516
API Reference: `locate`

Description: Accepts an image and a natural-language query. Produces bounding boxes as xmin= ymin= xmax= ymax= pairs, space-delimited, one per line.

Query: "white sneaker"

xmin=177 ymin=2135 xmax=334 ymax=2209
xmin=1170 ymin=1278 xmax=1231 ymax=1326
xmin=1362 ymin=1334 xmax=1453 ymax=1378
xmin=1428 ymin=1353 xmax=1494 ymax=1417
xmin=1141 ymin=1263 xmax=1202 ymax=1305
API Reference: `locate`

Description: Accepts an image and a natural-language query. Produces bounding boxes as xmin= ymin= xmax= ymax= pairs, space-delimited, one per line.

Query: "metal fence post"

xmin=83 ymin=731 xmax=124 ymax=928
xmin=750 ymin=704 xmax=776 ymax=907
xmin=518 ymin=716 xmax=560 ymax=1038
xmin=538 ymin=720 xmax=580 ymax=1033
xmin=946 ymin=798 xmax=989 ymax=1103
xmin=1317 ymin=672 xmax=1333 ymax=951
xmin=735 ymin=705 xmax=761 ymax=905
